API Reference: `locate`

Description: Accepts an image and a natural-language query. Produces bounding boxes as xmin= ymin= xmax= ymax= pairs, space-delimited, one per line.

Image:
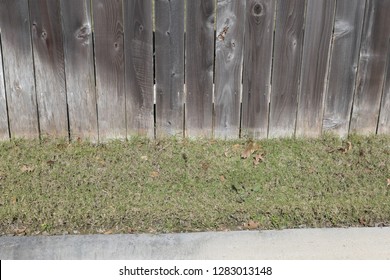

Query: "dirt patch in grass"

xmin=0 ymin=134 xmax=389 ymax=236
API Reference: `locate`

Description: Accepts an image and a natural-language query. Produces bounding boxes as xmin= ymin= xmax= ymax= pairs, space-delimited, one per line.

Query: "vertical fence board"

xmin=61 ymin=0 xmax=97 ymax=141
xmin=0 ymin=34 xmax=9 ymax=140
xmin=323 ymin=0 xmax=366 ymax=137
xmin=377 ymin=42 xmax=390 ymax=134
xmin=296 ymin=0 xmax=335 ymax=137
xmin=124 ymin=0 xmax=154 ymax=138
xmin=155 ymin=0 xmax=184 ymax=137
xmin=92 ymin=0 xmax=126 ymax=140
xmin=214 ymin=0 xmax=245 ymax=139
xmin=185 ymin=0 xmax=215 ymax=138
xmin=242 ymin=0 xmax=275 ymax=139
xmin=0 ymin=0 xmax=38 ymax=138
xmin=269 ymin=0 xmax=305 ymax=138
xmin=350 ymin=0 xmax=390 ymax=135
xmin=29 ymin=0 xmax=68 ymax=137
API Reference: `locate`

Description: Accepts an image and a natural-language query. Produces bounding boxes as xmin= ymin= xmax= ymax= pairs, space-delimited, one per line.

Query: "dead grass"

xmin=0 ymin=134 xmax=389 ymax=236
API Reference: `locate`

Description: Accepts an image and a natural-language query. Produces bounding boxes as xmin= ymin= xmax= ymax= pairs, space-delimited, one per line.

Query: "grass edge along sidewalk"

xmin=0 ymin=134 xmax=389 ymax=236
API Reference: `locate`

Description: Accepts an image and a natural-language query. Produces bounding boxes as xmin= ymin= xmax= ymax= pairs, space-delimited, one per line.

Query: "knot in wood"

xmin=41 ymin=30 xmax=47 ymax=40
xmin=253 ymin=3 xmax=263 ymax=16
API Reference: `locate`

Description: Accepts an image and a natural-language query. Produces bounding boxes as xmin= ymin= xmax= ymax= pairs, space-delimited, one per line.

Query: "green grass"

xmin=0 ymin=134 xmax=389 ymax=236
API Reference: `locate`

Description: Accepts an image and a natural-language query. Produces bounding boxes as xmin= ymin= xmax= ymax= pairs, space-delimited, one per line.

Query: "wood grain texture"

xmin=0 ymin=0 xmax=38 ymax=138
xmin=29 ymin=0 xmax=68 ymax=137
xmin=296 ymin=0 xmax=335 ymax=138
xmin=185 ymin=0 xmax=215 ymax=138
xmin=92 ymin=0 xmax=126 ymax=140
xmin=268 ymin=0 xmax=305 ymax=138
xmin=377 ymin=41 xmax=390 ymax=134
xmin=124 ymin=0 xmax=154 ymax=138
xmin=323 ymin=0 xmax=366 ymax=137
xmin=61 ymin=0 xmax=97 ymax=141
xmin=214 ymin=0 xmax=245 ymax=139
xmin=155 ymin=0 xmax=185 ymax=137
xmin=242 ymin=0 xmax=275 ymax=139
xmin=0 ymin=35 xmax=9 ymax=140
xmin=350 ymin=0 xmax=390 ymax=135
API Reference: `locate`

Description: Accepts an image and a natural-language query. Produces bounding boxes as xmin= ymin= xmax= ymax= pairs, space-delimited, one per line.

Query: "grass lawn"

xmin=0 ymin=134 xmax=389 ymax=236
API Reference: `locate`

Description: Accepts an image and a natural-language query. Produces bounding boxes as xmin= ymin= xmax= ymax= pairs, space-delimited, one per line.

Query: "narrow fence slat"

xmin=296 ymin=0 xmax=335 ymax=138
xmin=323 ymin=0 xmax=366 ymax=137
xmin=377 ymin=42 xmax=390 ymax=134
xmin=92 ymin=0 xmax=126 ymax=140
xmin=0 ymin=0 xmax=38 ymax=138
xmin=242 ymin=0 xmax=275 ymax=139
xmin=29 ymin=0 xmax=68 ymax=137
xmin=185 ymin=0 xmax=215 ymax=138
xmin=214 ymin=0 xmax=245 ymax=139
xmin=0 ymin=34 xmax=8 ymax=140
xmin=61 ymin=0 xmax=97 ymax=141
xmin=350 ymin=0 xmax=390 ymax=135
xmin=124 ymin=0 xmax=154 ymax=138
xmin=268 ymin=0 xmax=305 ymax=138
xmin=155 ymin=0 xmax=185 ymax=138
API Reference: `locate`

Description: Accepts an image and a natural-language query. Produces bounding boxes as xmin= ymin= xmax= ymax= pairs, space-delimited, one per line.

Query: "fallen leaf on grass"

xmin=241 ymin=142 xmax=261 ymax=159
xmin=328 ymin=141 xmax=352 ymax=153
xmin=150 ymin=171 xmax=159 ymax=178
xmin=21 ymin=164 xmax=34 ymax=173
xmin=13 ymin=227 xmax=26 ymax=235
xmin=243 ymin=220 xmax=260 ymax=230
xmin=220 ymin=175 xmax=226 ymax=182
xmin=104 ymin=229 xmax=113 ymax=235
xmin=338 ymin=141 xmax=352 ymax=153
xmin=253 ymin=153 xmax=265 ymax=165
xmin=141 ymin=155 xmax=148 ymax=161
xmin=387 ymin=178 xmax=390 ymax=187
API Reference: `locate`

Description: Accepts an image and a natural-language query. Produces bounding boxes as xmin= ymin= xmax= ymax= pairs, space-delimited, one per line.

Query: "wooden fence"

xmin=0 ymin=0 xmax=389 ymax=141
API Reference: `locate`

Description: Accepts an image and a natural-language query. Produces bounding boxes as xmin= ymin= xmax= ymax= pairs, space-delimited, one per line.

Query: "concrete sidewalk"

xmin=1 ymin=227 xmax=389 ymax=259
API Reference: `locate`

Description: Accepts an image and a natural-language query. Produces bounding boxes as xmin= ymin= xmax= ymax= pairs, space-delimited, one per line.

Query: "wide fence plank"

xmin=92 ymin=0 xmax=126 ymax=140
xmin=350 ymin=0 xmax=390 ymax=135
xmin=377 ymin=42 xmax=390 ymax=134
xmin=124 ymin=0 xmax=154 ymax=138
xmin=0 ymin=34 xmax=9 ymax=140
xmin=155 ymin=0 xmax=184 ymax=138
xmin=185 ymin=0 xmax=215 ymax=138
xmin=214 ymin=0 xmax=245 ymax=139
xmin=296 ymin=0 xmax=335 ymax=138
xmin=29 ymin=0 xmax=68 ymax=137
xmin=61 ymin=0 xmax=97 ymax=141
xmin=0 ymin=0 xmax=38 ymax=138
xmin=323 ymin=0 xmax=366 ymax=137
xmin=269 ymin=0 xmax=305 ymax=138
xmin=242 ymin=0 xmax=275 ymax=139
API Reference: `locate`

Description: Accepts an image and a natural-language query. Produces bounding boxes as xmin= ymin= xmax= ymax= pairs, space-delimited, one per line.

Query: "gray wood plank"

xmin=350 ymin=0 xmax=390 ymax=135
xmin=214 ymin=0 xmax=245 ymax=139
xmin=377 ymin=40 xmax=390 ymax=134
xmin=155 ymin=0 xmax=185 ymax=137
xmin=29 ymin=0 xmax=68 ymax=137
xmin=92 ymin=0 xmax=126 ymax=140
xmin=185 ymin=0 xmax=215 ymax=138
xmin=323 ymin=0 xmax=366 ymax=137
xmin=124 ymin=0 xmax=154 ymax=138
xmin=0 ymin=0 xmax=38 ymax=138
xmin=60 ymin=0 xmax=97 ymax=141
xmin=296 ymin=0 xmax=336 ymax=138
xmin=268 ymin=0 xmax=305 ymax=138
xmin=0 ymin=34 xmax=9 ymax=140
xmin=241 ymin=0 xmax=275 ymax=139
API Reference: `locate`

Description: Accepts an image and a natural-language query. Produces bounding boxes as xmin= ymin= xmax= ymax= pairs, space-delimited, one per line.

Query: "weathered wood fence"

xmin=0 ymin=0 xmax=389 ymax=141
